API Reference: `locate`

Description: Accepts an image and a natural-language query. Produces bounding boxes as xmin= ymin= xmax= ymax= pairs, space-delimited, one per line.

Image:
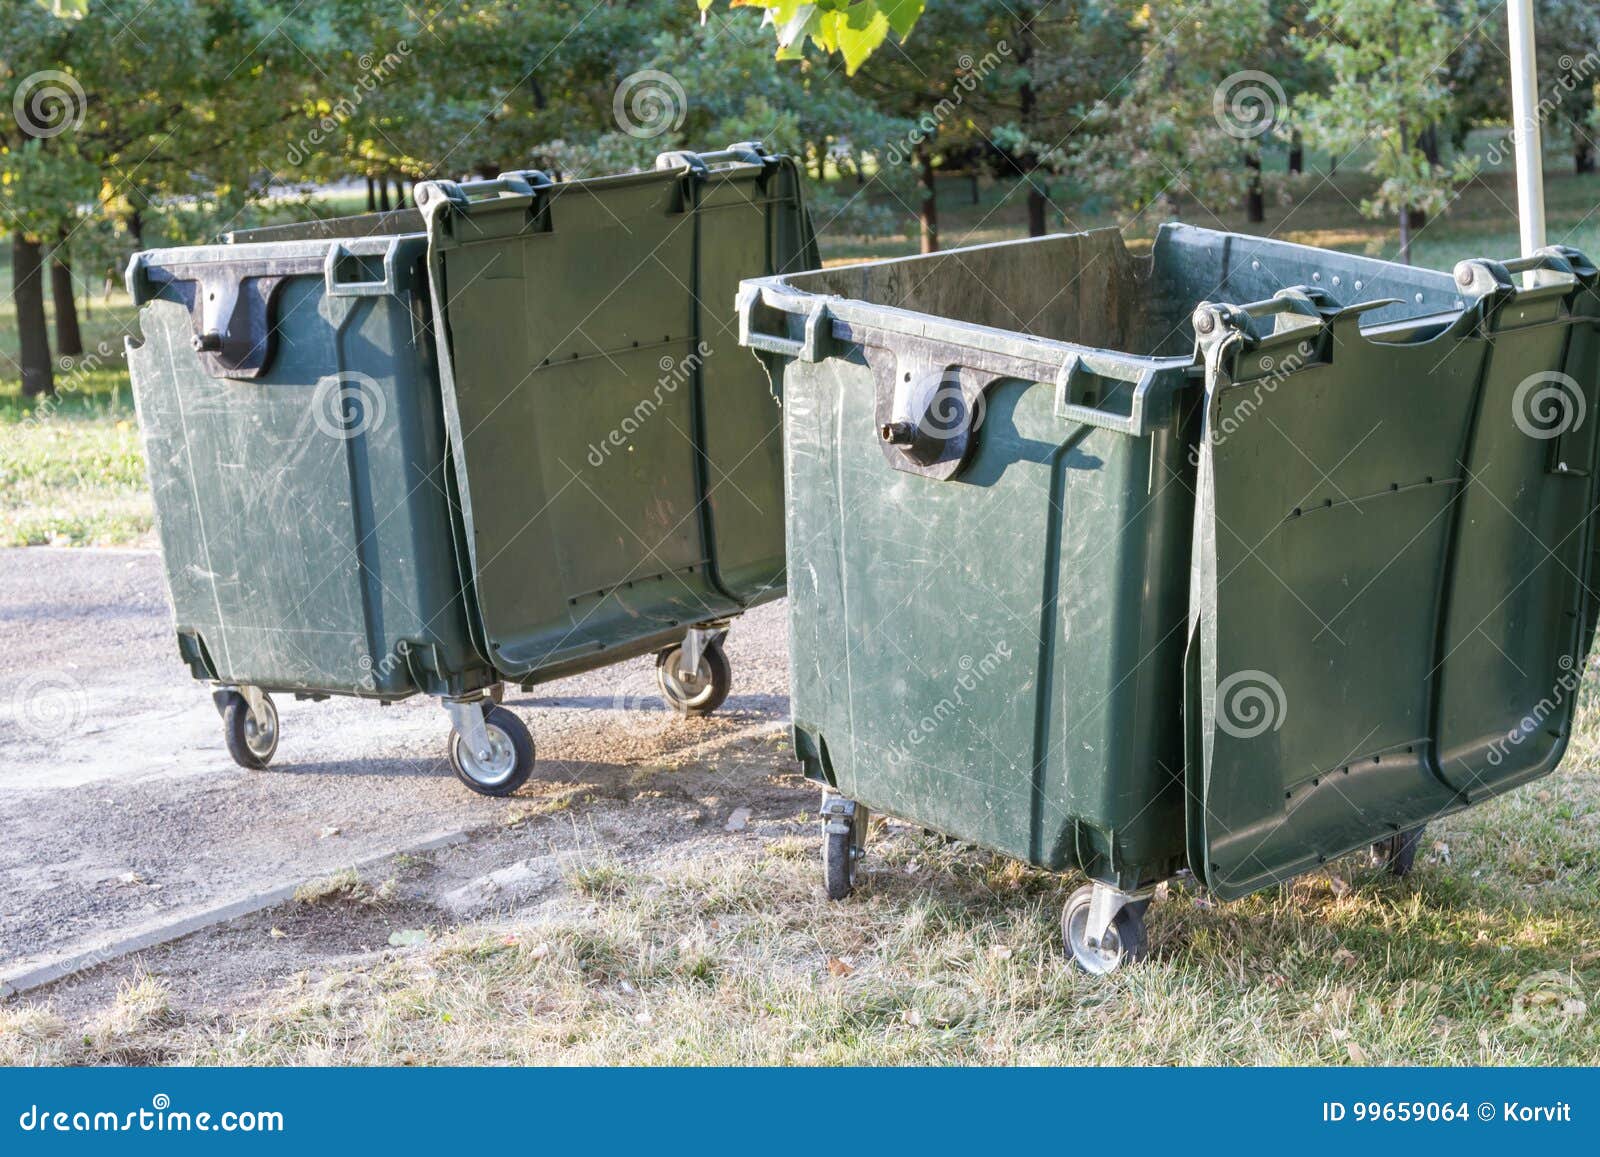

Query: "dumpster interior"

xmin=786 ymin=223 xmax=1467 ymax=358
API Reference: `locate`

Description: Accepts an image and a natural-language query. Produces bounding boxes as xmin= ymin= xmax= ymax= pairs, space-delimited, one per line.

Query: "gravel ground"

xmin=0 ymin=547 xmax=793 ymax=988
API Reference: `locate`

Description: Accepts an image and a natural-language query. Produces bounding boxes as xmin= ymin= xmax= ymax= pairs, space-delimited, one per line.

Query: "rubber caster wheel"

xmin=655 ymin=639 xmax=731 ymax=716
xmin=824 ymin=827 xmax=856 ymax=900
xmin=448 ymin=705 xmax=535 ymax=797
xmin=1370 ymin=825 xmax=1426 ymax=877
xmin=1061 ymin=884 xmax=1148 ymax=975
xmin=821 ymin=798 xmax=867 ymax=900
xmin=222 ymin=690 xmax=278 ymax=770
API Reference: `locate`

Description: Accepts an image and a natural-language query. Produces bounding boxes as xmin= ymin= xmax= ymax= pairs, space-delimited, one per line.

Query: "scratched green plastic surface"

xmin=768 ymin=224 xmax=1600 ymax=895
xmin=128 ymin=236 xmax=487 ymax=699
xmin=129 ymin=156 xmax=815 ymax=700
xmin=429 ymin=159 xmax=816 ymax=680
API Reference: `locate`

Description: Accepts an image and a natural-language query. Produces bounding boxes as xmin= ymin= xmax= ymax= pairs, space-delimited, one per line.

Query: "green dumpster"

xmin=127 ymin=143 xmax=816 ymax=796
xmin=738 ymin=223 xmax=1600 ymax=971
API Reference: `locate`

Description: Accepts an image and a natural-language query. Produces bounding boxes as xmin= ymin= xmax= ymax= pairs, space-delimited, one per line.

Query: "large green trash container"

xmin=739 ymin=223 xmax=1600 ymax=971
xmin=128 ymin=143 xmax=816 ymax=796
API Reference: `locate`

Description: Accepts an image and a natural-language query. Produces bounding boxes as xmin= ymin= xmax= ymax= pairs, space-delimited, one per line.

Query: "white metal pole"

xmin=1507 ymin=0 xmax=1546 ymax=257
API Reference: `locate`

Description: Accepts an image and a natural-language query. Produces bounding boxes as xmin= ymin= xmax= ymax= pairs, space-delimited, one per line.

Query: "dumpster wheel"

xmin=821 ymin=796 xmax=868 ymax=900
xmin=447 ymin=705 xmax=535 ymax=797
xmin=1369 ymin=824 xmax=1427 ymax=878
xmin=655 ymin=639 xmax=732 ymax=716
xmin=222 ymin=689 xmax=279 ymax=770
xmin=1062 ymin=884 xmax=1148 ymax=975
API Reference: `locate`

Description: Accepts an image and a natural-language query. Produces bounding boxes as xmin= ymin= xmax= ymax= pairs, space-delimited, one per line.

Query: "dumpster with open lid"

xmin=738 ymin=222 xmax=1600 ymax=971
xmin=127 ymin=143 xmax=816 ymax=796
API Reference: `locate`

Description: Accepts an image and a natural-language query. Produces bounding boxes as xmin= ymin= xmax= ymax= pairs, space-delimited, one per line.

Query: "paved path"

xmin=0 ymin=547 xmax=789 ymax=982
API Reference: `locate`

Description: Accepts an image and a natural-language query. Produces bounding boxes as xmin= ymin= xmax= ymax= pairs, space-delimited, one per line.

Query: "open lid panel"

xmin=1187 ymin=247 xmax=1600 ymax=899
xmin=417 ymin=144 xmax=818 ymax=678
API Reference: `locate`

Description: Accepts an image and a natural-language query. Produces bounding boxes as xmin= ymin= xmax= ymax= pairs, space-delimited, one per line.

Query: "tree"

xmin=695 ymin=1 xmax=927 ymax=74
xmin=1296 ymin=0 xmax=1480 ymax=263
xmin=1072 ymin=1 xmax=1274 ymax=227
xmin=2 ymin=1 xmax=320 ymax=395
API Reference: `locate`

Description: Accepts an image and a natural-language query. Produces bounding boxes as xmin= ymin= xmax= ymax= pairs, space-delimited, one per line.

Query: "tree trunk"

xmin=13 ymin=233 xmax=54 ymax=397
xmin=1246 ymin=149 xmax=1265 ymax=223
xmin=916 ymin=146 xmax=940 ymax=254
xmin=969 ymin=170 xmax=980 ymax=204
xmin=1026 ymin=185 xmax=1049 ymax=237
xmin=1288 ymin=129 xmax=1304 ymax=175
xmin=50 ymin=230 xmax=83 ymax=358
xmin=366 ymin=175 xmax=377 ymax=212
xmin=1017 ymin=6 xmax=1047 ymax=237
xmin=126 ymin=208 xmax=144 ymax=249
xmin=394 ymin=176 xmax=407 ymax=209
xmin=1398 ymin=207 xmax=1412 ymax=265
xmin=378 ymin=179 xmax=391 ymax=212
xmin=1572 ymin=84 xmax=1596 ymax=174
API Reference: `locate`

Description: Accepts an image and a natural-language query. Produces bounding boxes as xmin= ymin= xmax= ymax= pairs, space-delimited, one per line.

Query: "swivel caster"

xmin=445 ymin=699 xmax=535 ymax=797
xmin=655 ymin=626 xmax=732 ymax=716
xmin=220 ymin=687 xmax=278 ymax=770
xmin=1370 ymin=824 xmax=1427 ymax=877
xmin=821 ymin=795 xmax=868 ymax=900
xmin=1061 ymin=883 xmax=1149 ymax=975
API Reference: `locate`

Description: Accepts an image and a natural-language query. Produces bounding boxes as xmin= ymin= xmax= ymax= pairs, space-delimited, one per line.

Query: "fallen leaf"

xmin=318 ymin=825 xmax=341 ymax=839
xmin=1345 ymin=1040 xmax=1368 ymax=1063
xmin=826 ymin=957 xmax=854 ymax=977
xmin=1329 ymin=875 xmax=1350 ymax=898
xmin=269 ymin=927 xmax=287 ymax=940
xmin=528 ymin=942 xmax=551 ymax=960
xmin=1332 ymin=947 xmax=1358 ymax=968
xmin=388 ymin=929 xmax=429 ymax=948
xmin=988 ymin=945 xmax=1013 ymax=960
xmin=724 ymin=806 xmax=752 ymax=832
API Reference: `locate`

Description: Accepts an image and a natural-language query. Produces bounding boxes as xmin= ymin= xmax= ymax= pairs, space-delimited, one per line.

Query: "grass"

xmin=3 ymin=698 xmax=1596 ymax=1065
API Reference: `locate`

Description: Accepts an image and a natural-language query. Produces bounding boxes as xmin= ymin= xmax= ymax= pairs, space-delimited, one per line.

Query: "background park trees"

xmin=5 ymin=0 xmax=1597 ymax=397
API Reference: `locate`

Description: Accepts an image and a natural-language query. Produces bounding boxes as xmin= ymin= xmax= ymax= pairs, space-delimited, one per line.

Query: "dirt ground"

xmin=0 ymin=546 xmax=801 ymax=1011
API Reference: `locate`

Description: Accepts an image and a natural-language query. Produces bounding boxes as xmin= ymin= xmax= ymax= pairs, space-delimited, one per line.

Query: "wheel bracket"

xmin=679 ymin=623 xmax=729 ymax=679
xmin=1083 ymin=881 xmax=1152 ymax=951
xmin=444 ymin=696 xmax=494 ymax=762
xmin=238 ymin=684 xmax=269 ymax=723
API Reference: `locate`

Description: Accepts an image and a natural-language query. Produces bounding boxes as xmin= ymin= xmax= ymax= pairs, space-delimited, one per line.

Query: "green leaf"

xmin=835 ymin=10 xmax=890 ymax=74
xmin=876 ymin=0 xmax=926 ymax=40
